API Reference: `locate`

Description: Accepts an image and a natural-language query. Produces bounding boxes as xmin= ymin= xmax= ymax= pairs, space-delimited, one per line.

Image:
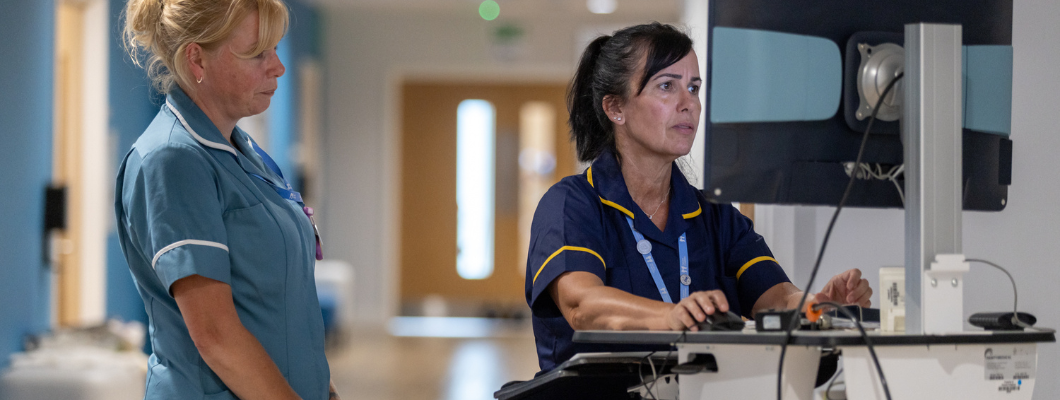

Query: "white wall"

xmin=757 ymin=1 xmax=1060 ymax=398
xmin=319 ymin=6 xmax=679 ymax=326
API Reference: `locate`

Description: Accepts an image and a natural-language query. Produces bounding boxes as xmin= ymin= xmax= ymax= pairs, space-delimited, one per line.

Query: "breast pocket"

xmin=222 ymin=203 xmax=287 ymax=297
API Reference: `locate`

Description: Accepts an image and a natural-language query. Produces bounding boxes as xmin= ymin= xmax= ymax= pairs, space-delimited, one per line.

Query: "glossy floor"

xmin=328 ymin=326 xmax=539 ymax=400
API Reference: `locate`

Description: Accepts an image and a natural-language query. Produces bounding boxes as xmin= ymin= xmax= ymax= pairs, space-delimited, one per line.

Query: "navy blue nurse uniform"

xmin=114 ymin=87 xmax=329 ymax=399
xmin=525 ymin=149 xmax=790 ymax=372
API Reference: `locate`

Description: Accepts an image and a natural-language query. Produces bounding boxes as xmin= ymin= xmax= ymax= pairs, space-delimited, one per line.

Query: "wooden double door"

xmin=399 ymin=81 xmax=576 ymax=313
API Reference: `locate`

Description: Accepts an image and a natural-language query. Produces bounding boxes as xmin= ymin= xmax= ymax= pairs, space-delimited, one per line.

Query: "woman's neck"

xmin=617 ymin=145 xmax=674 ymax=228
xmin=183 ymin=85 xmax=237 ymax=146
xmin=620 ymin=153 xmax=671 ymax=203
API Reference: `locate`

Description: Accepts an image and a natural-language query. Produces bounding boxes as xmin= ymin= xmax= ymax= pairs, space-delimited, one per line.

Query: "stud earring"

xmin=616 ymin=117 xmax=622 ymax=121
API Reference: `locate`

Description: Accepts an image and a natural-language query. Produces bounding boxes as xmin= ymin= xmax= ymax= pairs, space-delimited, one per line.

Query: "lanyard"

xmin=625 ymin=217 xmax=689 ymax=303
xmin=248 ymin=140 xmax=303 ymax=203
xmin=242 ymin=139 xmax=324 ymax=260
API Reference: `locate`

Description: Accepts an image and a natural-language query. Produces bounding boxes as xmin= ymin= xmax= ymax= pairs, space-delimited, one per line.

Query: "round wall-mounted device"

xmin=856 ymin=42 xmax=904 ymax=122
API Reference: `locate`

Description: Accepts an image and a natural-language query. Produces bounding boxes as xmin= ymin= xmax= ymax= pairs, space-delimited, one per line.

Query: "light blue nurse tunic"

xmin=114 ymin=87 xmax=329 ymax=400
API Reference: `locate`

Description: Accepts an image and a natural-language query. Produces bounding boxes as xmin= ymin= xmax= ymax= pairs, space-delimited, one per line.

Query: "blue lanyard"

xmin=238 ymin=138 xmax=324 ymax=260
xmin=625 ymin=217 xmax=689 ymax=303
xmin=247 ymin=140 xmax=303 ymax=204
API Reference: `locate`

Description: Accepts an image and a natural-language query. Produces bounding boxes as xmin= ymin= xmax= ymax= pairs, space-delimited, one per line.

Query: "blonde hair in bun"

xmin=123 ymin=0 xmax=289 ymax=93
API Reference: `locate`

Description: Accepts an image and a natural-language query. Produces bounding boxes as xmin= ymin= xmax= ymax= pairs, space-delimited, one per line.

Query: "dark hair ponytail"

xmin=568 ymin=35 xmax=614 ymax=163
xmin=567 ymin=22 xmax=693 ymax=162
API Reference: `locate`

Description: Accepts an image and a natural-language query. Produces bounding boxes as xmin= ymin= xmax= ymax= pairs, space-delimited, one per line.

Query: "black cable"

xmin=775 ymin=72 xmax=903 ymax=400
xmin=814 ymin=302 xmax=891 ymax=400
xmin=966 ymin=258 xmax=1030 ymax=329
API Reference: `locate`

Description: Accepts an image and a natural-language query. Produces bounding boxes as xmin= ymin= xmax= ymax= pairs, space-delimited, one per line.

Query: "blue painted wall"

xmin=269 ymin=0 xmax=322 ymax=192
xmin=105 ymin=0 xmax=161 ymax=332
xmin=0 ymin=0 xmax=55 ymax=370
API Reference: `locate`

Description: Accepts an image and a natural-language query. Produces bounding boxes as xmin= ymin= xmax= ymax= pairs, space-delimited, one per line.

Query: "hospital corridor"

xmin=2 ymin=0 xmax=1060 ymax=400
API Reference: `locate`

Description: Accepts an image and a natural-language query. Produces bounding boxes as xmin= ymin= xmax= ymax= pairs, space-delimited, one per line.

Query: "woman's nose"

xmin=679 ymin=88 xmax=698 ymax=112
xmin=270 ymin=52 xmax=286 ymax=78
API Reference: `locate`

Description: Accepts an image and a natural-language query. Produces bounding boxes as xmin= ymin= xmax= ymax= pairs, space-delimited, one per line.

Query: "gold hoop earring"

xmin=196 ymin=75 xmax=203 ymax=84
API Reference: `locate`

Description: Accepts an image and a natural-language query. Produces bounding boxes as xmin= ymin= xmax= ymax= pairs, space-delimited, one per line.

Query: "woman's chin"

xmin=671 ymin=142 xmax=696 ymax=158
xmin=249 ymin=101 xmax=271 ymax=116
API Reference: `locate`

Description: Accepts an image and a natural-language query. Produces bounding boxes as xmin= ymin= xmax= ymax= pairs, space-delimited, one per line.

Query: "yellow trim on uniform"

xmin=533 ymin=246 xmax=606 ymax=284
xmin=736 ymin=256 xmax=778 ymax=280
xmin=600 ymin=198 xmax=634 ymax=219
xmin=587 ymin=166 xmax=594 ymax=187
xmin=682 ymin=205 xmax=702 ymax=219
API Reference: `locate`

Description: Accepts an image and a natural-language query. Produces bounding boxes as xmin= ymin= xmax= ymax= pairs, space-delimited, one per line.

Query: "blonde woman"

xmin=116 ymin=1 xmax=337 ymax=398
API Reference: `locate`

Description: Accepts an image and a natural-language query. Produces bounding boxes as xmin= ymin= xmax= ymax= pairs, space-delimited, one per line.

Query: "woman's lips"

xmin=672 ymin=123 xmax=696 ymax=133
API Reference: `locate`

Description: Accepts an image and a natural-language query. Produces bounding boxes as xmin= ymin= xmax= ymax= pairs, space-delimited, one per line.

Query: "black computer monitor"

xmin=702 ymin=0 xmax=1013 ymax=211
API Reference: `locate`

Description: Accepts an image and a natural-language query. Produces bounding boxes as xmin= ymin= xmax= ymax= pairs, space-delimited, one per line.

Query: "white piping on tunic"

xmin=165 ymin=100 xmax=238 ymax=156
xmin=152 ymin=240 xmax=229 ymax=269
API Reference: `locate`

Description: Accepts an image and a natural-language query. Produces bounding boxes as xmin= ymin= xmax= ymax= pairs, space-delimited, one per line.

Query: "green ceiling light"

xmin=479 ymin=0 xmax=500 ymax=21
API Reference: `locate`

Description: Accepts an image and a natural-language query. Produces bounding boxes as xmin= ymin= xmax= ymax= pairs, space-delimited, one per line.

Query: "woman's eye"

xmin=689 ymin=85 xmax=700 ymax=94
xmin=659 ymin=82 xmax=672 ymax=90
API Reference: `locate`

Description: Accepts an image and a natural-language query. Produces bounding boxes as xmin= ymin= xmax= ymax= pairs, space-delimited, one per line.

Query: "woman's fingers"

xmin=671 ymin=305 xmax=697 ymax=330
xmin=668 ymin=290 xmax=731 ymax=331
xmin=854 ymin=283 xmax=873 ymax=307
xmin=691 ymin=294 xmax=715 ymax=317
xmin=689 ymin=290 xmax=729 ymax=317
xmin=847 ymin=279 xmax=872 ymax=304
xmin=708 ymin=290 xmax=730 ymax=313
xmin=844 ymin=268 xmax=863 ymax=291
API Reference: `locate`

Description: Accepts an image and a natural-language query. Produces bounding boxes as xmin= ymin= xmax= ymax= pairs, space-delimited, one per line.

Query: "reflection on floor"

xmin=328 ymin=321 xmax=540 ymax=400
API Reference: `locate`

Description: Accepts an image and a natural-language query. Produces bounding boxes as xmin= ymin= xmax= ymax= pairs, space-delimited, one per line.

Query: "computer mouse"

xmin=695 ymin=310 xmax=745 ymax=331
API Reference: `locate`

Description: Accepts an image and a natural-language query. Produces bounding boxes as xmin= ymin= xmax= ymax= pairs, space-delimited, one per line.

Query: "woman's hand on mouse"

xmin=814 ymin=268 xmax=872 ymax=307
xmin=666 ymin=290 xmax=730 ymax=331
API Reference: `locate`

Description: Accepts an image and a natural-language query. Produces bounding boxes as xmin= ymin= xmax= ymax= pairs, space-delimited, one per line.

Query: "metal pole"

xmin=902 ymin=23 xmax=964 ymax=334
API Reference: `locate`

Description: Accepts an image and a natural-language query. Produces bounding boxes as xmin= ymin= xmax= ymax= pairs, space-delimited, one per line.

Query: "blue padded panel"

xmin=963 ymin=45 xmax=1012 ymax=136
xmin=710 ymin=27 xmax=842 ymax=123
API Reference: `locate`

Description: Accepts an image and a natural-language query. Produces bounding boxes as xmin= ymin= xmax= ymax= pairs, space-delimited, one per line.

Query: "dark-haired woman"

xmin=524 ymin=23 xmax=872 ymax=372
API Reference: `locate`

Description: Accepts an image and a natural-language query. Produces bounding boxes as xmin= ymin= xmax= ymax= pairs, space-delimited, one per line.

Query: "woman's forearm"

xmin=572 ymin=285 xmax=675 ymax=330
xmin=173 ymin=275 xmax=301 ymax=400
xmin=195 ymin=322 xmax=301 ymax=400
xmin=549 ymin=271 xmax=673 ymax=331
xmin=752 ymin=282 xmax=807 ymax=317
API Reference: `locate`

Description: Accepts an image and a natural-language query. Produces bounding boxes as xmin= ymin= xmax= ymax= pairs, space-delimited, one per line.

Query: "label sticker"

xmin=763 ymin=315 xmax=781 ymax=330
xmin=984 ymin=345 xmax=1036 ymax=381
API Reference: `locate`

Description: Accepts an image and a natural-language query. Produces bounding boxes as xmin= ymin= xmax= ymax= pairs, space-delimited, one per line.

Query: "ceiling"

xmin=302 ymin=0 xmax=683 ymax=20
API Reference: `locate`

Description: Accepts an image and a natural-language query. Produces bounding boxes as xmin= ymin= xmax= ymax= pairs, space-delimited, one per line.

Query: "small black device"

xmin=969 ymin=312 xmax=1036 ymax=331
xmin=44 ymin=185 xmax=66 ymax=231
xmin=696 ymin=310 xmax=745 ymax=331
xmin=824 ymin=305 xmax=880 ymax=323
xmin=754 ymin=309 xmax=798 ymax=332
xmin=42 ymin=185 xmax=67 ymax=263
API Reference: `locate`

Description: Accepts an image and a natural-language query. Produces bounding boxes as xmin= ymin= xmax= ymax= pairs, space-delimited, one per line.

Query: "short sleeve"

xmin=717 ymin=204 xmax=790 ymax=317
xmin=124 ymin=145 xmax=231 ymax=292
xmin=525 ymin=180 xmax=608 ymax=312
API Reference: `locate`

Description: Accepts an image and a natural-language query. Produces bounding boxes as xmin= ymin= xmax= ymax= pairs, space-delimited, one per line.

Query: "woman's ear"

xmin=185 ymin=43 xmax=206 ymax=83
xmin=602 ymin=94 xmax=625 ymax=125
